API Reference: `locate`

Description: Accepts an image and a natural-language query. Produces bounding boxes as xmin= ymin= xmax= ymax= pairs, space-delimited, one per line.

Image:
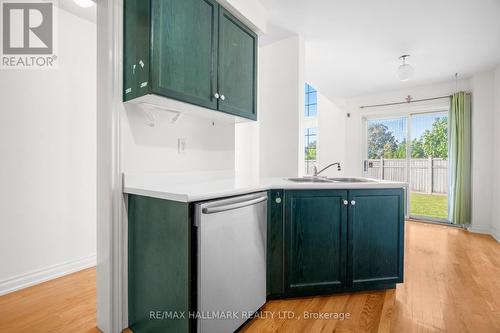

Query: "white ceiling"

xmin=58 ymin=1 xmax=96 ymax=23
xmin=260 ymin=0 xmax=500 ymax=100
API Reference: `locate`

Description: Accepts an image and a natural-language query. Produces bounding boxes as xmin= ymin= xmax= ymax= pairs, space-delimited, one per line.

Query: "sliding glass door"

xmin=364 ymin=111 xmax=450 ymax=222
xmin=409 ymin=112 xmax=449 ymax=221
xmin=365 ymin=116 xmax=408 ymax=182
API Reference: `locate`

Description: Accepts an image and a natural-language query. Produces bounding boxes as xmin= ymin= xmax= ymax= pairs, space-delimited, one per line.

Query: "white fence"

xmin=305 ymin=160 xmax=317 ymax=175
xmin=366 ymin=158 xmax=448 ymax=194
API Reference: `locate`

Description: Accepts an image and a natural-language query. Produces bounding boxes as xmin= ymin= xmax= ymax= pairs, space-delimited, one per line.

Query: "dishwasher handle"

xmin=202 ymin=196 xmax=268 ymax=214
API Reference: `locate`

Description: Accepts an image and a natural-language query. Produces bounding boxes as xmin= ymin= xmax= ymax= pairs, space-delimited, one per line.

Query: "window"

xmin=304 ymin=127 xmax=317 ymax=174
xmin=304 ymin=83 xmax=318 ymax=174
xmin=305 ymin=127 xmax=317 ymax=159
xmin=305 ymin=83 xmax=317 ymax=117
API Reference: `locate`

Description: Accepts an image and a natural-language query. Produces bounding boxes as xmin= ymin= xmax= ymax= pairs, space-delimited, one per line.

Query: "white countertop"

xmin=123 ymin=171 xmax=408 ymax=202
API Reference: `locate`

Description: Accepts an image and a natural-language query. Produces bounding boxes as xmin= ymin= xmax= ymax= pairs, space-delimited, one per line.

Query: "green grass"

xmin=410 ymin=192 xmax=448 ymax=220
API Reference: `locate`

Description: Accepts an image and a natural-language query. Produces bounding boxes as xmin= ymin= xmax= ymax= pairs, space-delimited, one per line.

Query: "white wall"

xmin=235 ymin=121 xmax=260 ymax=180
xmin=492 ymin=66 xmax=500 ymax=241
xmin=256 ymin=36 xmax=304 ymax=178
xmin=0 ymin=10 xmax=96 ymax=294
xmin=236 ymin=40 xmax=345 ymax=180
xmin=470 ymin=72 xmax=495 ymax=232
xmin=121 ymin=106 xmax=235 ymax=174
xmin=316 ymin=92 xmax=346 ymax=177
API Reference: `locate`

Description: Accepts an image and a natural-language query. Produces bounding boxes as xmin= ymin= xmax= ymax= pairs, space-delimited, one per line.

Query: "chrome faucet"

xmin=313 ymin=162 xmax=342 ymax=177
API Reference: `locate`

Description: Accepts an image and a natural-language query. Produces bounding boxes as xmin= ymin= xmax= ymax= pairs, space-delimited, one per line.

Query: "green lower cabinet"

xmin=267 ymin=190 xmax=285 ymax=297
xmin=127 ymin=189 xmax=405 ymax=332
xmin=348 ymin=189 xmax=405 ymax=288
xmin=128 ymin=195 xmax=191 ymax=333
xmin=269 ymin=188 xmax=405 ymax=297
xmin=284 ymin=190 xmax=348 ymax=295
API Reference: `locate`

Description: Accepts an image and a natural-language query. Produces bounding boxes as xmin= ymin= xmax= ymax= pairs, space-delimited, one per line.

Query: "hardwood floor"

xmin=0 ymin=268 xmax=99 ymax=333
xmin=1 ymin=222 xmax=499 ymax=333
xmin=242 ymin=222 xmax=500 ymax=333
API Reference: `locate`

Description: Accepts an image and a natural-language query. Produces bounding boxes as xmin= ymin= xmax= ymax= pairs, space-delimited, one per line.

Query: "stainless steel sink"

xmin=327 ymin=177 xmax=375 ymax=183
xmin=287 ymin=177 xmax=334 ymax=183
xmin=287 ymin=177 xmax=376 ymax=183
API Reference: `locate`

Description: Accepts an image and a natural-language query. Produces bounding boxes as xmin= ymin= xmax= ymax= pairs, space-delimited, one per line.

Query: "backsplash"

xmin=121 ymin=104 xmax=235 ymax=174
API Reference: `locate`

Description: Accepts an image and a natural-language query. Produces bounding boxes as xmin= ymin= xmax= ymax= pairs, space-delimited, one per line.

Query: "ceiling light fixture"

xmin=398 ymin=55 xmax=414 ymax=82
xmin=73 ymin=0 xmax=95 ymax=8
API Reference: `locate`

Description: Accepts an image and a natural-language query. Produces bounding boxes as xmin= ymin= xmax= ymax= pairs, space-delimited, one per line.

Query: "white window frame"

xmin=303 ymin=84 xmax=318 ymax=175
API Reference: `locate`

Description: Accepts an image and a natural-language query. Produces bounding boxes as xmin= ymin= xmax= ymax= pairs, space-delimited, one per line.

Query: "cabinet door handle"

xmin=214 ymin=93 xmax=220 ymax=99
xmin=220 ymin=94 xmax=226 ymax=101
xmin=351 ymin=200 xmax=356 ymax=206
xmin=343 ymin=200 xmax=348 ymax=206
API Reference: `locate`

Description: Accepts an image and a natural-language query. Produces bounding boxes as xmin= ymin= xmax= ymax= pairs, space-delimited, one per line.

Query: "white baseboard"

xmin=468 ymin=225 xmax=500 ymax=244
xmin=468 ymin=225 xmax=491 ymax=234
xmin=490 ymin=226 xmax=500 ymax=243
xmin=0 ymin=254 xmax=96 ymax=296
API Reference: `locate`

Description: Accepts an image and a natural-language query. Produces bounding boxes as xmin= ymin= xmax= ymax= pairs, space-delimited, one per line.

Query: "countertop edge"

xmin=123 ymin=181 xmax=408 ymax=203
xmin=123 ymin=187 xmax=191 ymax=202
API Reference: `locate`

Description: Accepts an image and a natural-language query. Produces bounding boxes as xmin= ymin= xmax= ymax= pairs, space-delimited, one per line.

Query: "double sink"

xmin=287 ymin=177 xmax=375 ymax=183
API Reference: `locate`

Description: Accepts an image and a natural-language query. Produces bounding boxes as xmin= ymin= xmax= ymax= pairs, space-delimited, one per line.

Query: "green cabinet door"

xmin=123 ymin=0 xmax=151 ymax=101
xmin=285 ymin=190 xmax=348 ymax=295
xmin=348 ymin=189 xmax=405 ymax=289
xmin=217 ymin=8 xmax=257 ymax=120
xmin=128 ymin=195 xmax=191 ymax=333
xmin=150 ymin=0 xmax=219 ymax=109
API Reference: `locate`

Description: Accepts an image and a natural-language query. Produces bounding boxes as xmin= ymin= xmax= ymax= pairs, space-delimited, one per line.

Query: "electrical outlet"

xmin=178 ymin=138 xmax=187 ymax=154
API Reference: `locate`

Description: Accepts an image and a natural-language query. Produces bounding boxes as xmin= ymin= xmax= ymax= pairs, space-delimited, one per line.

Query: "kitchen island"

xmin=124 ymin=172 xmax=407 ymax=333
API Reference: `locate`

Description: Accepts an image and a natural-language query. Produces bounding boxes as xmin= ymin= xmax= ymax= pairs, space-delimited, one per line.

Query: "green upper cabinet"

xmin=150 ymin=0 xmax=218 ymax=110
xmin=348 ymin=189 xmax=405 ymax=288
xmin=284 ymin=190 xmax=348 ymax=295
xmin=218 ymin=8 xmax=258 ymax=120
xmin=123 ymin=0 xmax=151 ymax=101
xmin=123 ymin=0 xmax=258 ymax=121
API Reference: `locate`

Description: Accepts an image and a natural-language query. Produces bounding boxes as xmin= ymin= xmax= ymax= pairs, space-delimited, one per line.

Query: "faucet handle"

xmin=313 ymin=165 xmax=318 ymax=176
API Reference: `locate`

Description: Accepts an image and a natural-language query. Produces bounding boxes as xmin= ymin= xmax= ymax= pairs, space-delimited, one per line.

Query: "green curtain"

xmin=449 ymin=92 xmax=472 ymax=226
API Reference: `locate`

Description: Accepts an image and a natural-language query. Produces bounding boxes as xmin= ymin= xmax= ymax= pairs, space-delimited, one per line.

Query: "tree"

xmin=367 ymin=123 xmax=398 ymax=159
xmin=367 ymin=117 xmax=448 ymax=160
xmin=408 ymin=117 xmax=448 ymax=158
xmin=393 ymin=139 xmax=407 ymax=159
xmin=305 ymin=141 xmax=316 ymax=160
xmin=411 ymin=138 xmax=425 ymax=158
xmin=422 ymin=117 xmax=448 ymax=158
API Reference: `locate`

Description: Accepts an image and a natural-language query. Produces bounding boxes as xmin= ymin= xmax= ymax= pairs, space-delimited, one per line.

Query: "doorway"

xmin=364 ymin=110 xmax=450 ymax=223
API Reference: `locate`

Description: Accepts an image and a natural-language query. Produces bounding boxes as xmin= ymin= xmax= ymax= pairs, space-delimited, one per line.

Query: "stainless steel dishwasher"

xmin=194 ymin=192 xmax=267 ymax=333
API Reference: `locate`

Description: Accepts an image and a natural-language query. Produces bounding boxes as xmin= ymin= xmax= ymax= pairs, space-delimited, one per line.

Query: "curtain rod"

xmin=359 ymin=95 xmax=452 ymax=109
